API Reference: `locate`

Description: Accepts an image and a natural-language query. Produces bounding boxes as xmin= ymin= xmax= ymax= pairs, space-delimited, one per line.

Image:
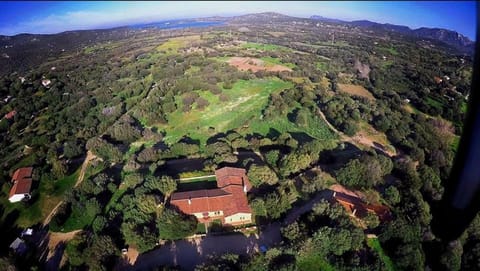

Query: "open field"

xmin=337 ymin=83 xmax=375 ymax=100
xmin=226 ymin=57 xmax=293 ymax=72
xmin=353 ymin=121 xmax=396 ymax=156
xmin=240 ymin=42 xmax=291 ymax=52
xmin=156 ymin=35 xmax=201 ymax=54
xmin=160 ymin=78 xmax=293 ymax=144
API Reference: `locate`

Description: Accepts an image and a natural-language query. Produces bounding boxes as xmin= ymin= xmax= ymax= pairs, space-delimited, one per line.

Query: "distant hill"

xmin=310 ymin=16 xmax=475 ymax=55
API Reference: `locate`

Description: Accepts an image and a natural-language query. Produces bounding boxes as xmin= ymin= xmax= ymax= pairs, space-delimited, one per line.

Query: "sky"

xmin=0 ymin=1 xmax=477 ymax=40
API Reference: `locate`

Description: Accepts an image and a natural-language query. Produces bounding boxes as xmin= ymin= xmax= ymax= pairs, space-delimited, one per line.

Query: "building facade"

xmin=170 ymin=167 xmax=253 ymax=226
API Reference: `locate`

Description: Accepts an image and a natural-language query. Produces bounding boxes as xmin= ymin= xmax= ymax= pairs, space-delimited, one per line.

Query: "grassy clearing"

xmin=105 ymin=187 xmax=127 ymax=212
xmin=451 ymin=135 xmax=460 ymax=152
xmin=460 ymin=101 xmax=468 ymax=114
xmin=297 ymin=253 xmax=336 ymax=271
xmin=241 ymin=42 xmax=291 ymax=52
xmin=179 ymin=176 xmax=217 ymax=183
xmin=247 ymin=107 xmax=337 ymax=142
xmin=156 ymin=35 xmax=201 ymax=54
xmin=356 ymin=121 xmax=395 ymax=152
xmin=367 ymin=238 xmax=396 ymax=271
xmin=337 ymin=83 xmax=375 ymax=100
xmin=178 ymin=171 xmax=214 ymax=179
xmin=425 ymin=96 xmax=444 ymax=109
xmin=260 ymin=57 xmax=296 ymax=69
xmin=316 ymin=61 xmax=329 ymax=71
xmin=160 ymin=78 xmax=293 ymax=145
xmin=378 ymin=46 xmax=399 ymax=56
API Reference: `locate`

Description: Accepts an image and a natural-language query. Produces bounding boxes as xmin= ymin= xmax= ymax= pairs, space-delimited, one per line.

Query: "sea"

xmin=130 ymin=20 xmax=225 ymax=30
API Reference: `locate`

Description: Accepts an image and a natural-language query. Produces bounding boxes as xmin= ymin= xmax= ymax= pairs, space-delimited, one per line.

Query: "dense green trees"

xmin=335 ymin=153 xmax=392 ymax=189
xmin=157 ymin=208 xmax=197 ymax=240
xmin=247 ymin=164 xmax=279 ymax=186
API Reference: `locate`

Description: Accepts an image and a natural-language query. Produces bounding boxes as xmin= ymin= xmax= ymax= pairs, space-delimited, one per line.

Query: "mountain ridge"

xmin=310 ymin=15 xmax=475 ymax=54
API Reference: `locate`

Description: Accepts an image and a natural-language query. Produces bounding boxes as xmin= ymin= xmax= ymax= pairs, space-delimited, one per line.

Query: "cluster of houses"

xmin=169 ymin=166 xmax=391 ymax=228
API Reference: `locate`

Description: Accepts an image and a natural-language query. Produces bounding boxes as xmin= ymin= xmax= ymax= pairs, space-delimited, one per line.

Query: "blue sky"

xmin=0 ymin=1 xmax=477 ymax=40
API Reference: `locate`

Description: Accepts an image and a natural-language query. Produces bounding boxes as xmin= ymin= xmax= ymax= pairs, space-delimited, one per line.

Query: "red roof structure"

xmin=9 ymin=167 xmax=33 ymax=202
xmin=332 ymin=191 xmax=392 ymax=222
xmin=4 ymin=110 xmax=16 ymax=120
xmin=170 ymin=167 xmax=253 ymax=225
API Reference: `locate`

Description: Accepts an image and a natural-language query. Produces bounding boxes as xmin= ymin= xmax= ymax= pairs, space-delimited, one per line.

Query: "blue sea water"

xmin=130 ymin=20 xmax=224 ymax=30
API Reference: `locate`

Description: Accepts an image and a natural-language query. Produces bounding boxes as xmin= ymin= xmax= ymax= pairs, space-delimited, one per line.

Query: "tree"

xmin=335 ymin=159 xmax=366 ymax=189
xmin=157 ymin=208 xmax=197 ymax=240
xmin=84 ymin=235 xmax=118 ymax=269
xmin=281 ymin=221 xmax=302 ymax=242
xmin=363 ymin=212 xmax=380 ymax=229
xmin=385 ymin=186 xmax=401 ymax=205
xmin=312 ymin=226 xmax=364 ymax=256
xmin=248 ymin=165 xmax=279 ymax=186
xmin=145 ymin=175 xmax=177 ymax=201
xmin=92 ymin=215 xmax=107 ymax=234
xmin=63 ymin=141 xmax=83 ymax=159
xmin=419 ymin=165 xmax=444 ymax=200
xmin=264 ymin=150 xmax=280 ymax=168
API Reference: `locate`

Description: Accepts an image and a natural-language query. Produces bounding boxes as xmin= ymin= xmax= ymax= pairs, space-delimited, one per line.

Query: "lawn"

xmin=367 ymin=237 xmax=396 ymax=271
xmin=240 ymin=42 xmax=291 ymax=52
xmin=260 ymin=56 xmax=296 ymax=69
xmin=247 ymin=107 xmax=337 ymax=143
xmin=297 ymin=253 xmax=336 ymax=271
xmin=160 ymin=78 xmax=293 ymax=145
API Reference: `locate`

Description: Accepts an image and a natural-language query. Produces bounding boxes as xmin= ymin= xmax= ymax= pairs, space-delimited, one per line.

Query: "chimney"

xmin=188 ymin=197 xmax=192 ymax=205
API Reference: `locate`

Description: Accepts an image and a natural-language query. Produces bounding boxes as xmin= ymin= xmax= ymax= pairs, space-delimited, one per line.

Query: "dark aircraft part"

xmin=431 ymin=2 xmax=480 ymax=242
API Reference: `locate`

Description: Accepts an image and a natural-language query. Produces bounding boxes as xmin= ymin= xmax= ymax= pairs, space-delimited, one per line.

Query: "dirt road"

xmin=43 ymin=151 xmax=97 ymax=226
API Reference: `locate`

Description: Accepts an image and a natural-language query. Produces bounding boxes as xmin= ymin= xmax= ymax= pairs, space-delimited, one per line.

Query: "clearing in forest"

xmin=337 ymin=83 xmax=375 ymax=100
xmin=352 ymin=122 xmax=396 ymax=156
xmin=156 ymin=35 xmax=201 ymax=54
xmin=161 ymin=78 xmax=293 ymax=144
xmin=226 ymin=57 xmax=294 ymax=72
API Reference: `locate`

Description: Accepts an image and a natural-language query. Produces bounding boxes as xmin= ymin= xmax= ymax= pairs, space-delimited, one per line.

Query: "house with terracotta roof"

xmin=170 ymin=167 xmax=253 ymax=226
xmin=332 ymin=191 xmax=391 ymax=222
xmin=9 ymin=167 xmax=33 ymax=203
xmin=4 ymin=110 xmax=16 ymax=120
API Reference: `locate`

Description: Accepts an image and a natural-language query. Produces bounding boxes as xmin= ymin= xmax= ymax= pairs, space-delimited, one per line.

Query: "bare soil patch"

xmin=337 ymin=83 xmax=375 ymax=100
xmin=45 ymin=230 xmax=82 ymax=266
xmin=330 ymin=184 xmax=366 ymax=199
xmin=227 ymin=57 xmax=292 ymax=72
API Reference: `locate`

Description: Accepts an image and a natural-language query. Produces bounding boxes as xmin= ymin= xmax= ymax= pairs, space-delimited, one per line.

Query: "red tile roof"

xmin=4 ymin=110 xmax=16 ymax=120
xmin=170 ymin=167 xmax=252 ymax=219
xmin=11 ymin=167 xmax=32 ymax=183
xmin=333 ymin=191 xmax=392 ymax=221
xmin=215 ymin=167 xmax=252 ymax=191
xmin=9 ymin=167 xmax=33 ymax=198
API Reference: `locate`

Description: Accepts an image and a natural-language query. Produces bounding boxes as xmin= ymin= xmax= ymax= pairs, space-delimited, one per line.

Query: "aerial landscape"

xmin=0 ymin=1 xmax=477 ymax=270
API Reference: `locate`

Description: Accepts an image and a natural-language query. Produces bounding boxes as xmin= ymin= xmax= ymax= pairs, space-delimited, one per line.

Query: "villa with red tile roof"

xmin=170 ymin=167 xmax=253 ymax=226
xmin=9 ymin=167 xmax=33 ymax=203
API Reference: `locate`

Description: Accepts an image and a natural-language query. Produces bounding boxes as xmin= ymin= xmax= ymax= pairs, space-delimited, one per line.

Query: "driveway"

xmin=126 ymin=190 xmax=332 ymax=270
